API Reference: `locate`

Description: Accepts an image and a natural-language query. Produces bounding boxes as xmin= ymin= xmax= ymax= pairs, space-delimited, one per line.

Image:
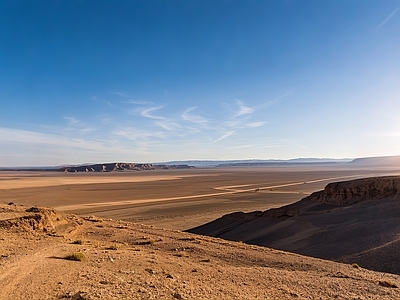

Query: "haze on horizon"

xmin=1 ymin=1 xmax=400 ymax=167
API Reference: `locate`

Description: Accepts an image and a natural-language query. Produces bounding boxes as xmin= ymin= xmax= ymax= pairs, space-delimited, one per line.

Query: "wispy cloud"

xmin=63 ymin=116 xmax=96 ymax=135
xmin=214 ymin=131 xmax=235 ymax=143
xmin=246 ymin=121 xmax=266 ymax=128
xmin=0 ymin=126 xmax=158 ymax=166
xmin=273 ymin=91 xmax=293 ymax=102
xmin=377 ymin=7 xmax=399 ymax=29
xmin=95 ymin=114 xmax=113 ymax=124
xmin=113 ymin=127 xmax=166 ymax=140
xmin=91 ymin=95 xmax=112 ymax=106
xmin=124 ymin=100 xmax=154 ymax=105
xmin=0 ymin=127 xmax=106 ymax=152
xmin=140 ymin=106 xmax=167 ymax=120
xmin=64 ymin=116 xmax=79 ymax=125
xmin=234 ymin=100 xmax=254 ymax=117
xmin=154 ymin=121 xmax=181 ymax=131
xmin=257 ymin=91 xmax=293 ymax=109
xmin=112 ymin=91 xmax=130 ymax=97
xmin=182 ymin=107 xmax=208 ymax=125
xmin=0 ymin=91 xmax=282 ymax=166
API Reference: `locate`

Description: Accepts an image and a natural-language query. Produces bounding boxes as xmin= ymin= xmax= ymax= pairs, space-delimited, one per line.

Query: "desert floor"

xmin=1 ymin=205 xmax=400 ymax=300
xmin=1 ymin=165 xmax=398 ymax=230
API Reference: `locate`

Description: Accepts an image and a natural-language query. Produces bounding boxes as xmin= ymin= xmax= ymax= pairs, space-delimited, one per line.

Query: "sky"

xmin=1 ymin=0 xmax=400 ymax=167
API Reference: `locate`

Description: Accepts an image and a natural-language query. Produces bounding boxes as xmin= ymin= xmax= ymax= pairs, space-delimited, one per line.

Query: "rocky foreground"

xmin=189 ymin=176 xmax=400 ymax=275
xmin=1 ymin=203 xmax=400 ymax=299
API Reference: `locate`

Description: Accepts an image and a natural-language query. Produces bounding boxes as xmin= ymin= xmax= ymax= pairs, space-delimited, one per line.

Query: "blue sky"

xmin=1 ymin=1 xmax=400 ymax=166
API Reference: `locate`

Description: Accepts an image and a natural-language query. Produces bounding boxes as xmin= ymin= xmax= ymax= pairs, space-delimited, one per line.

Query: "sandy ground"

xmin=1 ymin=204 xmax=400 ymax=300
xmin=1 ymin=166 xmax=398 ymax=230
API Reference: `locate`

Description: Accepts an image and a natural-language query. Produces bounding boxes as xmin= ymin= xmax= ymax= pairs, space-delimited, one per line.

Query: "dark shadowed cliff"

xmin=189 ymin=176 xmax=400 ymax=274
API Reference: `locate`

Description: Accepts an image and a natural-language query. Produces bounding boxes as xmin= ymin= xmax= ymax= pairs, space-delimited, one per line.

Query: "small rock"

xmin=379 ymin=280 xmax=398 ymax=288
xmin=26 ymin=207 xmax=40 ymax=212
xmin=172 ymin=292 xmax=184 ymax=300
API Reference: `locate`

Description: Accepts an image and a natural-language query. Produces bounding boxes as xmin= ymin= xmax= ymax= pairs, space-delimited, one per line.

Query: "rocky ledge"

xmin=305 ymin=176 xmax=400 ymax=206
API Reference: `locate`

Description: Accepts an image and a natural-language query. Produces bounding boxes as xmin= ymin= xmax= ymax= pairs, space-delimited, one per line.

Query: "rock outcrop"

xmin=306 ymin=176 xmax=400 ymax=205
xmin=0 ymin=204 xmax=69 ymax=233
xmin=58 ymin=162 xmax=195 ymax=172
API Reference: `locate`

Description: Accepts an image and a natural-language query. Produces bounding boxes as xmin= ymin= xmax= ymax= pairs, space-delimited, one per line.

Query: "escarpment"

xmin=258 ymin=176 xmax=400 ymax=219
xmin=189 ymin=176 xmax=400 ymax=274
xmin=307 ymin=176 xmax=400 ymax=205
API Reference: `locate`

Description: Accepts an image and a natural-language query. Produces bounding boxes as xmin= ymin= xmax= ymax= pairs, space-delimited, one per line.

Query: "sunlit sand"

xmin=1 ymin=166 xmax=398 ymax=230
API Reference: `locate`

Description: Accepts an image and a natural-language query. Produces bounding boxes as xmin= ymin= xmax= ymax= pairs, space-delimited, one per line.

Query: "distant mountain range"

xmin=1 ymin=155 xmax=399 ymax=170
xmin=348 ymin=155 xmax=400 ymax=166
xmin=0 ymin=162 xmax=194 ymax=172
xmin=162 ymin=158 xmax=352 ymax=167
xmin=164 ymin=155 xmax=400 ymax=167
xmin=58 ymin=162 xmax=195 ymax=172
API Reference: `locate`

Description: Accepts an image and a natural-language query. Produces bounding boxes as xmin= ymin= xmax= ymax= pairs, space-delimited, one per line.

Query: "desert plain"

xmin=1 ymin=164 xmax=400 ymax=300
xmin=1 ymin=165 xmax=398 ymax=230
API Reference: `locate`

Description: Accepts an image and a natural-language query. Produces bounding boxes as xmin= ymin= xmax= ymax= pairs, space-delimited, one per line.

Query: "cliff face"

xmin=304 ymin=176 xmax=400 ymax=206
xmin=260 ymin=176 xmax=400 ymax=219
xmin=189 ymin=176 xmax=400 ymax=274
xmin=58 ymin=163 xmax=194 ymax=172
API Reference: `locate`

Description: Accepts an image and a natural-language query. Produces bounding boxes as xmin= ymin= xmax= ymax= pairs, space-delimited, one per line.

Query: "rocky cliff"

xmin=259 ymin=176 xmax=400 ymax=218
xmin=58 ymin=162 xmax=194 ymax=172
xmin=306 ymin=176 xmax=400 ymax=205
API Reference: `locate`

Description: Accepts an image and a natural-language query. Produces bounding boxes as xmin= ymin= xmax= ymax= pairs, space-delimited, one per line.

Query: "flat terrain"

xmin=1 ymin=166 xmax=398 ymax=230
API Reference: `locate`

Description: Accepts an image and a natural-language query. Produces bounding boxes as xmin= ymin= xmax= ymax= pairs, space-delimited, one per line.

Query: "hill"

xmin=189 ymin=176 xmax=400 ymax=275
xmin=162 ymin=158 xmax=351 ymax=167
xmin=349 ymin=155 xmax=400 ymax=167
xmin=1 ymin=203 xmax=399 ymax=299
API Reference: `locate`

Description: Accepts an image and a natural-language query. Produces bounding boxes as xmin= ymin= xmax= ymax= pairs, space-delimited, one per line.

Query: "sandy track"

xmin=0 ymin=244 xmax=61 ymax=299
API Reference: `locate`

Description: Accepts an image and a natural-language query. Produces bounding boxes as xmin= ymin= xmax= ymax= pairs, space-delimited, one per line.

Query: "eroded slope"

xmin=189 ymin=176 xmax=400 ymax=274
